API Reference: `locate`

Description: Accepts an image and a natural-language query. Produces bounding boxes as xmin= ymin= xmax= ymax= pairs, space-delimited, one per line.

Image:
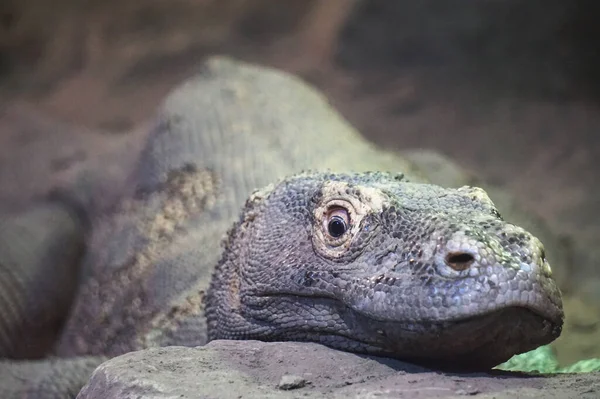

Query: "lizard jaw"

xmin=239 ymin=293 xmax=561 ymax=370
xmin=376 ymin=306 xmax=562 ymax=370
xmin=334 ymin=304 xmax=560 ymax=370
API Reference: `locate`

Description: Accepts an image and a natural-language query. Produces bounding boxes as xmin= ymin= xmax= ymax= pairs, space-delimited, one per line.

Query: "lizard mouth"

xmin=256 ymin=287 xmax=562 ymax=370
xmin=344 ymin=304 xmax=562 ymax=370
xmin=265 ymin=293 xmax=562 ymax=370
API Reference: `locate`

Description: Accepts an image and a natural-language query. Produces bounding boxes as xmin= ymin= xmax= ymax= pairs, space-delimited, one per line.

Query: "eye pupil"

xmin=328 ymin=216 xmax=347 ymax=238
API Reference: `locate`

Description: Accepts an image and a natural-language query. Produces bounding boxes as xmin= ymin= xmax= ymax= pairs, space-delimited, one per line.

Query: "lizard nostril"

xmin=445 ymin=252 xmax=475 ymax=271
xmin=540 ymin=248 xmax=546 ymax=262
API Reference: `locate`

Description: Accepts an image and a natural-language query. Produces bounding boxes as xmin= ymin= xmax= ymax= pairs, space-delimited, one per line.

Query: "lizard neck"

xmin=205 ymin=186 xmax=272 ymax=341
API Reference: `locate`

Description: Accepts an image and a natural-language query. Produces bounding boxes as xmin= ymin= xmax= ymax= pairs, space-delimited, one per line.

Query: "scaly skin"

xmin=2 ymin=56 xmax=598 ymax=399
xmin=206 ymin=171 xmax=563 ymax=370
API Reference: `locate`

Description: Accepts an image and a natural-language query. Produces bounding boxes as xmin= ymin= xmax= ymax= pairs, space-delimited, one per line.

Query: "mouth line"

xmin=260 ymin=291 xmax=561 ymax=329
xmin=257 ymin=291 xmax=561 ymax=371
xmin=440 ymin=305 xmax=551 ymax=328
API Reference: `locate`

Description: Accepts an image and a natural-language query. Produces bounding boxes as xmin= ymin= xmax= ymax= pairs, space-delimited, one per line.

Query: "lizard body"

xmin=0 ymin=57 xmax=585 ymax=398
xmin=56 ymin=56 xmax=424 ymax=358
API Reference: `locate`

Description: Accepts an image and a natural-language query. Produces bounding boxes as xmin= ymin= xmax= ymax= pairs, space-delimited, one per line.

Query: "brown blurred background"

xmin=0 ymin=0 xmax=599 ymax=364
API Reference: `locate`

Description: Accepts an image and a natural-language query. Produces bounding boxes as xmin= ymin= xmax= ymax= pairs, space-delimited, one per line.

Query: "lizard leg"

xmin=0 ymin=201 xmax=86 ymax=359
xmin=0 ymin=356 xmax=107 ymax=399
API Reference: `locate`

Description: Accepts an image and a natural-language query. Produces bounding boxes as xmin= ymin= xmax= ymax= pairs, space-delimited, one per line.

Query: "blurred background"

xmin=0 ymin=0 xmax=598 ymax=365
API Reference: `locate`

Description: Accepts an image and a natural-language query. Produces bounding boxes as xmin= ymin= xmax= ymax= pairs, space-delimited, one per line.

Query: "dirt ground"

xmin=1 ymin=0 xmax=599 ymax=371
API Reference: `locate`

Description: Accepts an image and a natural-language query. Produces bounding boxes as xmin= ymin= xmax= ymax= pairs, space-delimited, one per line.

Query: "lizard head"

xmin=206 ymin=172 xmax=564 ymax=370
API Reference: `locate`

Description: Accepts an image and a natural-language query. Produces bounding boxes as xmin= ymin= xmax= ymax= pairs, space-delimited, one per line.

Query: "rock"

xmin=455 ymin=386 xmax=480 ymax=396
xmin=77 ymin=340 xmax=600 ymax=399
xmin=277 ymin=374 xmax=307 ymax=390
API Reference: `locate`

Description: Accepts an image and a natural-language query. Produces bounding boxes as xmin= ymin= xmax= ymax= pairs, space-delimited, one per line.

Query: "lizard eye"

xmin=325 ymin=207 xmax=350 ymax=238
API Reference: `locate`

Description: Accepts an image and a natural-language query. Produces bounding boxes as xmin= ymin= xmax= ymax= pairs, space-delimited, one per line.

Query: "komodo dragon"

xmin=0 ymin=57 xmax=597 ymax=398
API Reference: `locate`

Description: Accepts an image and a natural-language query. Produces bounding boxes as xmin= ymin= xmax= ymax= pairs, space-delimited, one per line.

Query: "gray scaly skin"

xmin=0 ymin=202 xmax=86 ymax=358
xmin=206 ymin=171 xmax=562 ymax=370
xmin=0 ymin=56 xmax=595 ymax=398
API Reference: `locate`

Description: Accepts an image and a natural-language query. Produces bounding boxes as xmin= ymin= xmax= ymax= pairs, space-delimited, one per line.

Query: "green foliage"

xmin=496 ymin=345 xmax=600 ymax=373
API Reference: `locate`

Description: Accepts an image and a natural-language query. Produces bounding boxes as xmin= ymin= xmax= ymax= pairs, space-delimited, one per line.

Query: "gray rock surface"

xmin=77 ymin=340 xmax=600 ymax=399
